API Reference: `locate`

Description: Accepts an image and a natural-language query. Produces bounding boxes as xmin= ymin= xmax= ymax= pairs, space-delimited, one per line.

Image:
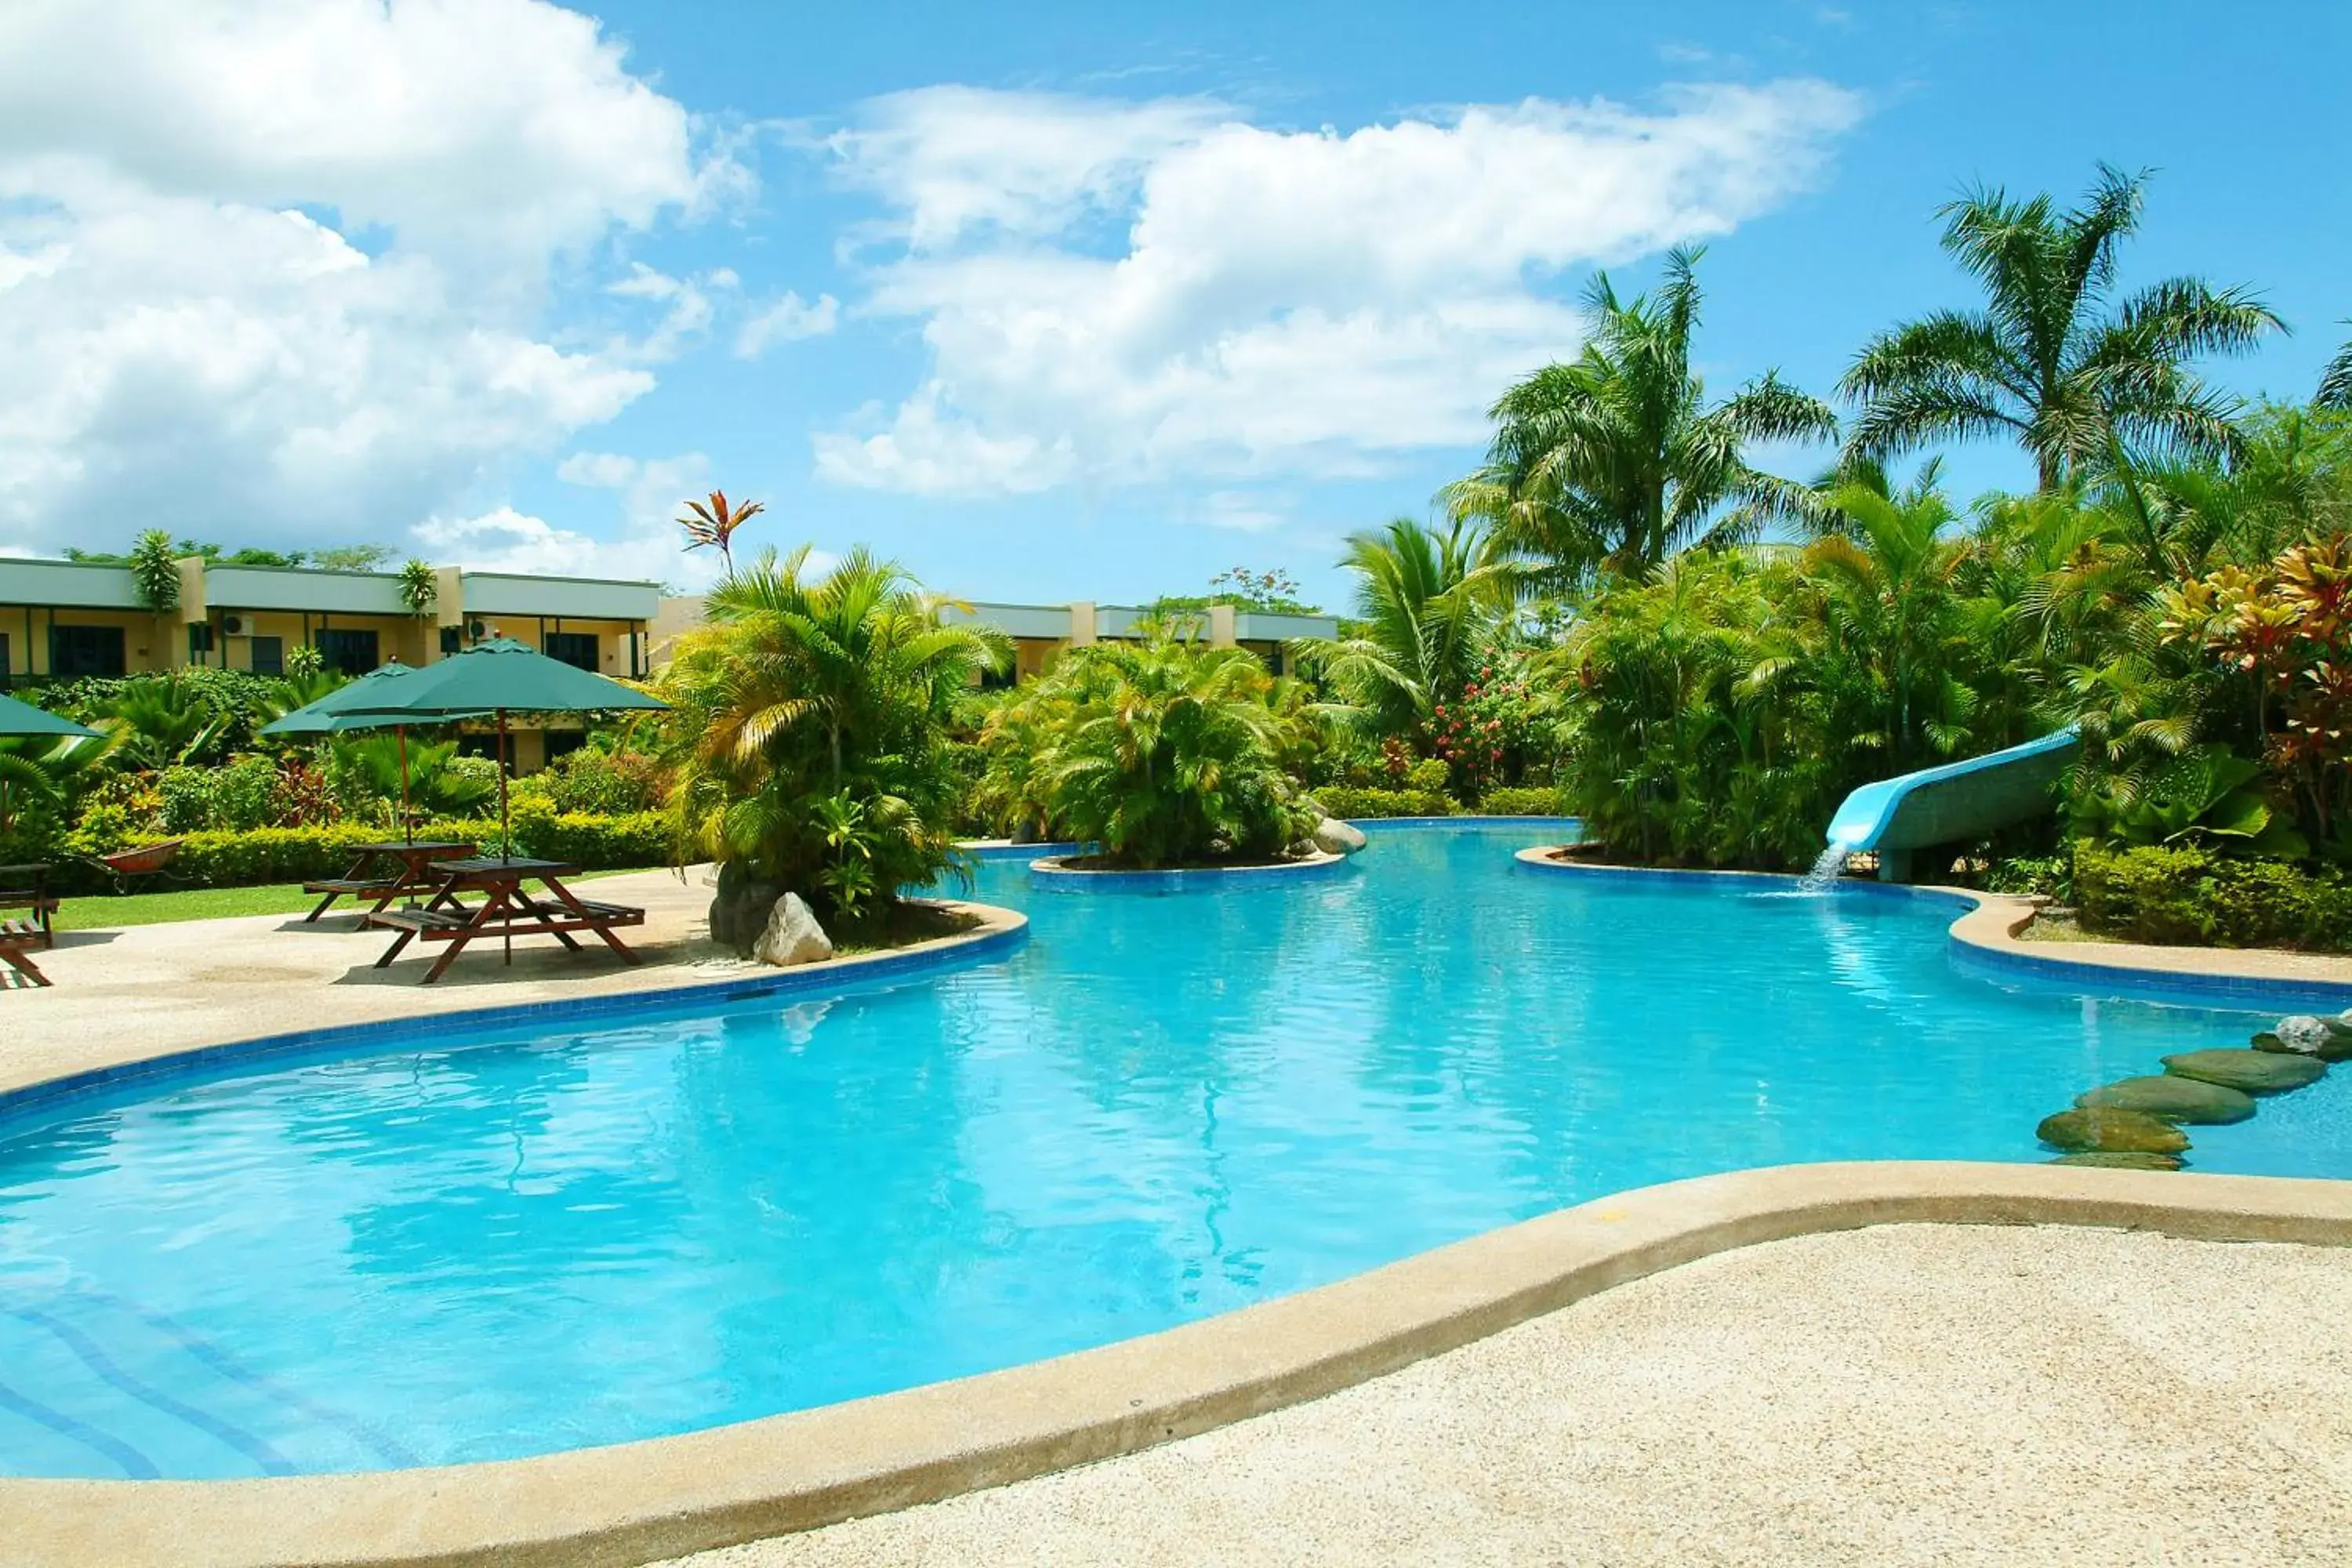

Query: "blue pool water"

xmin=0 ymin=822 xmax=2340 ymax=1478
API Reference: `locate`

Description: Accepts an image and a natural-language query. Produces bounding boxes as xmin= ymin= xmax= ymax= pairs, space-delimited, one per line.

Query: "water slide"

xmin=1821 ymin=727 xmax=2081 ymax=881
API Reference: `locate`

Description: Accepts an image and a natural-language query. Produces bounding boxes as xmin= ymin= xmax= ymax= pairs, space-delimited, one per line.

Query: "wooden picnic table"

xmin=0 ymin=862 xmax=58 ymax=949
xmin=303 ymin=840 xmax=477 ymax=922
xmin=364 ymin=856 xmax=645 ymax=984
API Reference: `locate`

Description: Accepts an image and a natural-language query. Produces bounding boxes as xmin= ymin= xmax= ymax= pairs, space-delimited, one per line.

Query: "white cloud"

xmin=417 ymin=449 xmax=718 ymax=586
xmin=735 ymin=291 xmax=840 ymax=358
xmin=0 ymin=0 xmax=736 ymax=556
xmin=814 ymin=82 xmax=1862 ymax=499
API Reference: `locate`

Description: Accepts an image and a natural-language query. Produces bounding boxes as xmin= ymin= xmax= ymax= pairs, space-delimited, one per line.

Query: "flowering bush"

xmin=1426 ymin=654 xmax=1553 ymax=801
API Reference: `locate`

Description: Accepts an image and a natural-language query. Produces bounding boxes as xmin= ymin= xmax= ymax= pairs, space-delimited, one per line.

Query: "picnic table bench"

xmin=0 ymin=863 xmax=58 ymax=949
xmin=303 ymin=840 xmax=477 ymax=921
xmin=365 ymin=857 xmax=645 ymax=984
xmin=1 ymin=916 xmax=50 ymax=986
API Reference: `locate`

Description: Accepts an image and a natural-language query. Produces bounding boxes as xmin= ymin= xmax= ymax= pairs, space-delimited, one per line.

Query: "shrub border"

xmin=1026 ymin=848 xmax=1349 ymax=894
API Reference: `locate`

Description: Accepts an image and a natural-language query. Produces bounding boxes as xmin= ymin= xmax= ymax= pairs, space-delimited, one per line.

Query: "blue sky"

xmin=2 ymin=1 xmax=2345 ymax=610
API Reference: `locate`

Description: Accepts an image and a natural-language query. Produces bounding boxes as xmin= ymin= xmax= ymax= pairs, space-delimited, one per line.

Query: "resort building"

xmin=0 ymin=556 xmax=660 ymax=685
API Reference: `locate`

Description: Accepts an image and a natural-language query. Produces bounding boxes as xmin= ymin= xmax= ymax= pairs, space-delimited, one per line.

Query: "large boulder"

xmin=2047 ymin=1151 xmax=2185 ymax=1171
xmin=753 ymin=892 xmax=835 ymax=967
xmin=1312 ymin=816 xmax=1368 ymax=856
xmin=709 ymin=862 xmax=785 ymax=955
xmin=2263 ymin=1015 xmax=2352 ymax=1062
xmin=2075 ymin=1076 xmax=2256 ymax=1125
xmin=2162 ymin=1048 xmax=2326 ymax=1095
xmin=2035 ymin=1107 xmax=2190 ymax=1156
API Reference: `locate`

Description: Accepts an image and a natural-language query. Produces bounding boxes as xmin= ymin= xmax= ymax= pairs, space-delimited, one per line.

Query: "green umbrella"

xmin=260 ymin=662 xmax=489 ymax=844
xmin=325 ymin=637 xmax=668 ymax=855
xmin=0 ymin=690 xmax=103 ymax=741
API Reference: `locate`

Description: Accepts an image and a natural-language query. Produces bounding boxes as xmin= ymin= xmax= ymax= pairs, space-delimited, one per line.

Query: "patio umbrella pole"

xmin=397 ymin=725 xmax=412 ymax=847
xmin=499 ymin=707 xmax=511 ymax=967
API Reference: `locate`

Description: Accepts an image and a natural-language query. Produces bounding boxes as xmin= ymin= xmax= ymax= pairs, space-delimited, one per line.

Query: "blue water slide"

xmin=1823 ymin=726 xmax=2080 ymax=880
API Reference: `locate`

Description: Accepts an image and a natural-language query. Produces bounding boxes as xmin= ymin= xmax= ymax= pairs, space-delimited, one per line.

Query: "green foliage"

xmin=1984 ymin=853 xmax=2073 ymax=901
xmin=1473 ymin=786 xmax=1566 ymax=817
xmin=1150 ymin=565 xmax=1321 ymax=617
xmin=156 ymin=755 xmax=281 ymax=833
xmin=537 ymin=746 xmax=666 ymax=815
xmin=42 ymin=668 xmax=284 ymax=759
xmin=1428 ymin=654 xmax=1555 ymax=798
xmin=2067 ymin=746 xmax=2307 ymax=859
xmin=396 ymin=558 xmax=438 ymax=616
xmin=655 ymin=543 xmax=1002 ymax=927
xmin=2073 ymin=840 xmax=2352 ymax=951
xmin=980 ymin=633 xmax=1321 ymax=868
xmin=1290 ymin=517 xmax=1513 ymax=740
xmin=93 ymin=674 xmax=233 ymax=769
xmin=506 ymin=800 xmax=670 ymax=870
xmin=1312 ymin=786 xmax=1457 ymax=819
xmin=85 ymin=811 xmax=663 ymax=891
xmin=1403 ymin=756 xmax=1450 ymax=793
xmin=282 ymin=642 xmax=325 ymax=680
xmin=127 ymin=528 xmax=182 ymax=612
xmin=326 ymin=734 xmax=499 ymax=822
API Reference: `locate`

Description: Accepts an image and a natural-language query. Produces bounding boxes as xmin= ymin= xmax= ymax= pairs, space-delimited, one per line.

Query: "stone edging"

xmin=1512 ymin=846 xmax=2352 ymax=1007
xmin=11 ymin=1161 xmax=2348 ymax=1568
xmin=1025 ymin=848 xmax=1350 ymax=894
xmin=0 ymin=901 xmax=1031 ymax=1127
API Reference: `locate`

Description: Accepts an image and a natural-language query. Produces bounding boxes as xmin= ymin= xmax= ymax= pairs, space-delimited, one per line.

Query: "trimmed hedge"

xmin=2073 ymin=841 xmax=2352 ymax=951
xmin=1472 ymin=786 xmax=1566 ymax=816
xmin=75 ymin=811 xmax=670 ymax=893
xmin=1312 ymin=786 xmax=1457 ymax=819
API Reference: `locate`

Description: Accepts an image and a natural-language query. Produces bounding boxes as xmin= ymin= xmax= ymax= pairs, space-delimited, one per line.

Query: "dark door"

xmin=49 ymin=624 xmax=126 ymax=677
xmin=543 ymin=631 xmax=598 ymax=671
xmin=314 ymin=628 xmax=379 ymax=675
xmin=249 ymin=636 xmax=284 ymax=677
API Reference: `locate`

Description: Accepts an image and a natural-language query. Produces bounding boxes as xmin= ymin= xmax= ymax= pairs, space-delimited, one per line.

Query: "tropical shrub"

xmin=1309 ymin=786 xmax=1456 ymax=820
xmin=326 ymin=735 xmax=499 ymax=822
xmin=655 ymin=545 xmax=1004 ymax=931
xmin=1289 ymin=517 xmax=1511 ymax=742
xmin=2073 ymin=840 xmax=2352 ymax=951
xmin=157 ymin=755 xmax=281 ymax=833
xmin=537 ymin=746 xmax=667 ymax=815
xmin=1474 ymin=786 xmax=1566 ymax=817
xmin=128 ymin=528 xmax=181 ymax=612
xmin=979 ymin=633 xmax=1320 ymax=868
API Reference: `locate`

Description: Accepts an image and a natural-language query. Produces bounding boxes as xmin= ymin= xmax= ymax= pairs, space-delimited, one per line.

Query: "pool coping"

xmin=0 ymin=898 xmax=1033 ymax=1126
xmin=10 ymin=1160 xmax=2350 ymax=1568
xmin=1025 ymin=848 xmax=1349 ymax=892
xmin=1512 ymin=845 xmax=2352 ymax=1009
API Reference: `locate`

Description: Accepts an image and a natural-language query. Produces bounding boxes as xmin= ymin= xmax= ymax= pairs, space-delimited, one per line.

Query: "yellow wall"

xmin=205 ymin=612 xmax=434 ymax=673
xmin=2 ymin=609 xmax=173 ymax=677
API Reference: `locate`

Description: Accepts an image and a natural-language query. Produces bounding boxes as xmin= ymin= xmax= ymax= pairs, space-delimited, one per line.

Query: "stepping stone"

xmin=2162 ymin=1049 xmax=2326 ymax=1095
xmin=2047 ymin=1152 xmax=2184 ymax=1171
xmin=2075 ymin=1076 xmax=2256 ymax=1124
xmin=2259 ymin=1018 xmax=2352 ymax=1062
xmin=2035 ymin=1107 xmax=2190 ymax=1156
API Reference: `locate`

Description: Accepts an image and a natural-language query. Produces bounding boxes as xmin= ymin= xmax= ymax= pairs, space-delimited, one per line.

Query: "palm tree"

xmin=2318 ymin=332 xmax=2352 ymax=410
xmin=1842 ymin=164 xmax=2281 ymax=489
xmin=983 ymin=635 xmax=1316 ymax=868
xmin=1288 ymin=516 xmax=1513 ymax=739
xmin=655 ymin=544 xmax=1007 ymax=923
xmin=1446 ymin=247 xmax=1836 ymax=586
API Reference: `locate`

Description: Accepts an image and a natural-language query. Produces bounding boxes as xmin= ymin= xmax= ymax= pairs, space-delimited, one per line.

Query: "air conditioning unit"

xmin=467 ymin=619 xmax=488 ymax=641
xmin=221 ymin=614 xmax=247 ymax=636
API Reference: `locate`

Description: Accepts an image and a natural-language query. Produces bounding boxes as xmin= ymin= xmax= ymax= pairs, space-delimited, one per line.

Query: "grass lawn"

xmin=52 ymin=868 xmax=655 ymax=931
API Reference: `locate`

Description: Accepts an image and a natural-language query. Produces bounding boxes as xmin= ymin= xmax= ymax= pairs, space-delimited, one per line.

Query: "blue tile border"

xmin=1348 ymin=815 xmax=1584 ymax=832
xmin=956 ymin=840 xmax=1083 ymax=862
xmin=0 ymin=910 xmax=1031 ymax=1130
xmin=1512 ymin=848 xmax=2352 ymax=1011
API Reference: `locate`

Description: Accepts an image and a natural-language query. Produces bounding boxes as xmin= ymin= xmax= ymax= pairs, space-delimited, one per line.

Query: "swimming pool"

xmin=0 ymin=822 xmax=2335 ymax=1479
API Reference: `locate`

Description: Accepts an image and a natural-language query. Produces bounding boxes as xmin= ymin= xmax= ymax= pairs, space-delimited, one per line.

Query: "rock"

xmin=1312 ymin=816 xmax=1367 ymax=856
xmin=2162 ymin=1048 xmax=2325 ymax=1095
xmin=753 ymin=892 xmax=834 ymax=967
xmin=2266 ymin=1015 xmax=2352 ymax=1062
xmin=2034 ymin=1107 xmax=2190 ymax=1156
xmin=2074 ymin=1076 xmax=2256 ymax=1125
xmin=2046 ymin=1152 xmax=2185 ymax=1171
xmin=709 ymin=861 xmax=785 ymax=954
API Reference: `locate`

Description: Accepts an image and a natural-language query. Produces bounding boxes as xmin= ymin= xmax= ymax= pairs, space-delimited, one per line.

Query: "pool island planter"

xmin=1513 ymin=845 xmax=2352 ymax=1010
xmin=10 ymin=1161 xmax=2350 ymax=1568
xmin=1026 ymin=848 xmax=1349 ymax=895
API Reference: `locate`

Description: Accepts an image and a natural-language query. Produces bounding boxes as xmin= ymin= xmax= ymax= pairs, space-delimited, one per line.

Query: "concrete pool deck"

xmin=664 ymin=1220 xmax=2352 ymax=1568
xmin=0 ymin=865 xmax=1025 ymax=1101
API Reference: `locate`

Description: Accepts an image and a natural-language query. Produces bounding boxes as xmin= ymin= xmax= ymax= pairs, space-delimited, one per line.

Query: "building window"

xmin=440 ymin=626 xmax=462 ymax=655
xmin=543 ymin=631 xmax=598 ymax=671
xmin=314 ymin=627 xmax=379 ymax=675
xmin=49 ymin=624 xmax=125 ymax=677
xmin=187 ymin=622 xmax=215 ymax=662
xmin=249 ymin=636 xmax=284 ymax=677
xmin=541 ymin=729 xmax=589 ymax=764
xmin=0 ymin=631 xmax=10 ymax=681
